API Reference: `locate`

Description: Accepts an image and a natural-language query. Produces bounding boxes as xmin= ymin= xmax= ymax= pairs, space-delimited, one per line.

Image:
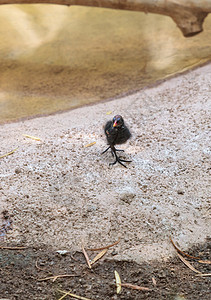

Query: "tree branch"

xmin=1 ymin=0 xmax=210 ymax=37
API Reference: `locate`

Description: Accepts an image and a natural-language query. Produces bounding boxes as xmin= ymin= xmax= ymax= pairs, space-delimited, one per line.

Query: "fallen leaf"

xmin=90 ymin=248 xmax=108 ymax=265
xmin=23 ymin=134 xmax=41 ymax=141
xmin=114 ymin=270 xmax=121 ymax=294
xmin=106 ymin=111 xmax=112 ymax=115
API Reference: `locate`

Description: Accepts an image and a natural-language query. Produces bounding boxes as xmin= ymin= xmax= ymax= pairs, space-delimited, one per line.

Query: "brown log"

xmin=0 ymin=0 xmax=210 ymax=37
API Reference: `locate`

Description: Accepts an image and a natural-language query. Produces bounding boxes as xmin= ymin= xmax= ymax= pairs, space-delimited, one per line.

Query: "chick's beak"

xmin=113 ymin=121 xmax=118 ymax=127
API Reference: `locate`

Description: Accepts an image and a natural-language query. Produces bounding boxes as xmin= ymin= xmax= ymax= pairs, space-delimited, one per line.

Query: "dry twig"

xmin=81 ymin=242 xmax=92 ymax=269
xmin=121 ymin=283 xmax=151 ymax=291
xmin=0 ymin=147 xmax=18 ymax=159
xmin=177 ymin=252 xmax=202 ymax=274
xmin=152 ymin=277 xmax=157 ymax=286
xmin=87 ymin=239 xmax=120 ymax=251
xmin=58 ymin=289 xmax=93 ymax=300
xmin=23 ymin=134 xmax=41 ymax=141
xmin=198 ymin=260 xmax=211 ymax=264
xmin=170 ymin=236 xmax=210 ymax=275
xmin=84 ymin=142 xmax=96 ymax=148
xmin=196 ymin=273 xmax=211 ymax=277
xmin=90 ymin=248 xmax=108 ymax=266
xmin=35 ymin=258 xmax=47 ymax=271
xmin=38 ymin=274 xmax=79 ymax=282
xmin=170 ymin=237 xmax=199 ymax=259
xmin=0 ymin=245 xmax=26 ymax=250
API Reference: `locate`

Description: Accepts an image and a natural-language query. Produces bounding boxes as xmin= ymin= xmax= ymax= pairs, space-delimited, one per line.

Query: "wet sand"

xmin=1 ymin=5 xmax=211 ymax=123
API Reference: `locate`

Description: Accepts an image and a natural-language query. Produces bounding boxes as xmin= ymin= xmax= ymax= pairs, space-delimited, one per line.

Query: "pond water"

xmin=0 ymin=5 xmax=211 ymax=123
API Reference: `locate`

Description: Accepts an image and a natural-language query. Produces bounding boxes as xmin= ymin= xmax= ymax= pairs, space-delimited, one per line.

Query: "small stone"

xmin=111 ymin=250 xmax=118 ymax=256
xmin=174 ymin=212 xmax=180 ymax=217
xmin=87 ymin=205 xmax=97 ymax=212
xmin=142 ymin=184 xmax=148 ymax=192
xmin=120 ymin=192 xmax=135 ymax=204
xmin=177 ymin=190 xmax=184 ymax=195
xmin=56 ymin=250 xmax=69 ymax=255
xmin=15 ymin=167 xmax=21 ymax=174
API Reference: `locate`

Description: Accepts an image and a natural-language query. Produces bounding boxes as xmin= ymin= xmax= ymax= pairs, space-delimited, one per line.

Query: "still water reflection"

xmin=0 ymin=5 xmax=211 ymax=123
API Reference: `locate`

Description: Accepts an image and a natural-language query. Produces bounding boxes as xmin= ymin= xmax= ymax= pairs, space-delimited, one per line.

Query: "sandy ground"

xmin=0 ymin=63 xmax=210 ymax=264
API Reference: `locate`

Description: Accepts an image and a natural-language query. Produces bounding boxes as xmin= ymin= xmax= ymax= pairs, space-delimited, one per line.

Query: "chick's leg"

xmin=110 ymin=146 xmax=131 ymax=168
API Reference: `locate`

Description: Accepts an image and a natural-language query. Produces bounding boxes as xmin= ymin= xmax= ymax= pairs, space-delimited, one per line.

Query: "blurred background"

xmin=0 ymin=4 xmax=211 ymax=123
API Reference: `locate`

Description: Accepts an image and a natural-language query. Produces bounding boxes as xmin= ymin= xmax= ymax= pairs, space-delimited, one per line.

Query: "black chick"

xmin=102 ymin=115 xmax=132 ymax=168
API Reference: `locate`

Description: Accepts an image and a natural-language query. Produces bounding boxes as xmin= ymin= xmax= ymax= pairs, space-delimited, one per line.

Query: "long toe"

xmin=102 ymin=146 xmax=111 ymax=154
xmin=118 ymin=158 xmax=132 ymax=163
xmin=109 ymin=160 xmax=117 ymax=166
xmin=115 ymin=149 xmax=125 ymax=152
xmin=109 ymin=157 xmax=130 ymax=168
xmin=117 ymin=159 xmax=127 ymax=168
xmin=109 ymin=159 xmax=127 ymax=168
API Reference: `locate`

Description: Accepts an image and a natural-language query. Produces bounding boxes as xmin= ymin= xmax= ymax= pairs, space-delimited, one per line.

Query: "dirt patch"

xmin=0 ymin=242 xmax=210 ymax=299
